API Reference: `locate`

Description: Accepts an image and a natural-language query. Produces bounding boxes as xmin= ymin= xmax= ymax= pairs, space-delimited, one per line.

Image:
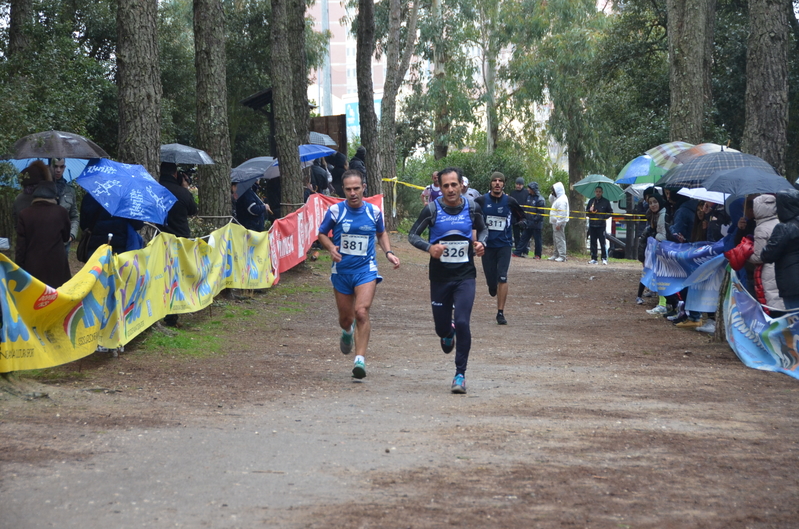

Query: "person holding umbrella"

xmin=586 ymin=186 xmax=613 ymax=264
xmin=49 ymin=158 xmax=79 ymax=252
xmin=235 ymin=179 xmax=271 ymax=232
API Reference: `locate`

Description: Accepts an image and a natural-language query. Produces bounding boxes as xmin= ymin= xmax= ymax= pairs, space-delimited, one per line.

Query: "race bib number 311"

xmin=487 ymin=215 xmax=507 ymax=231
xmin=340 ymin=233 xmax=369 ymax=256
xmin=440 ymin=240 xmax=469 ymax=263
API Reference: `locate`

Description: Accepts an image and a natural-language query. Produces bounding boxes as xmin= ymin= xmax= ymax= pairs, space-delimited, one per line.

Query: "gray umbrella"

xmin=703 ymin=167 xmax=794 ymax=197
xmin=12 ymin=130 xmax=109 ymax=159
xmin=160 ymin=143 xmax=215 ymax=165
xmin=231 ymin=156 xmax=276 ymax=182
xmin=309 ymin=131 xmax=337 ymax=147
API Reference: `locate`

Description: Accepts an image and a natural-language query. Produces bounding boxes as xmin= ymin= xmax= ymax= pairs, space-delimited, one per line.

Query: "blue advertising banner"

xmin=642 ymin=238 xmax=728 ymax=313
xmin=724 ymin=272 xmax=799 ymax=379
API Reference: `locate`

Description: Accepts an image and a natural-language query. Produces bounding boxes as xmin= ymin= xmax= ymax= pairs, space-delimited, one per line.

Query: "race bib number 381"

xmin=340 ymin=233 xmax=369 ymax=256
xmin=440 ymin=240 xmax=469 ymax=263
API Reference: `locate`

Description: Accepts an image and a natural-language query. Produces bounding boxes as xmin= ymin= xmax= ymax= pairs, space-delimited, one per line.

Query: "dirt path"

xmin=2 ymin=236 xmax=798 ymax=528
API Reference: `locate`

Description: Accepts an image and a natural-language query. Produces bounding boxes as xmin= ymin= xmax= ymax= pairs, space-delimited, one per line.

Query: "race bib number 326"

xmin=340 ymin=233 xmax=369 ymax=256
xmin=440 ymin=240 xmax=469 ymax=263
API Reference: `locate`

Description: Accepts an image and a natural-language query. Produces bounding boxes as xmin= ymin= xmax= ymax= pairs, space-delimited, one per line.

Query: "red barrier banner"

xmin=269 ymin=194 xmax=384 ymax=280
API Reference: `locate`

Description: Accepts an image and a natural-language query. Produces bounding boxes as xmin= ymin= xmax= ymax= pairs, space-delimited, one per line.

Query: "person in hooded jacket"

xmin=748 ymin=194 xmax=786 ymax=316
xmin=235 ymin=181 xmax=270 ymax=232
xmin=761 ymin=188 xmax=799 ymax=311
xmin=13 ymin=161 xmax=51 ymax=229
xmin=16 ymin=180 xmax=72 ymax=287
xmin=349 ymin=146 xmax=367 ymax=181
xmin=510 ymin=177 xmax=528 ymax=254
xmin=547 ymin=181 xmax=569 ymax=262
xmin=49 ymin=158 xmax=80 ymax=252
xmin=80 ymin=194 xmax=145 ymax=256
xmin=514 ymin=181 xmax=546 ymax=259
xmin=159 ymin=162 xmax=198 ymax=239
xmin=668 ymin=193 xmax=697 ymax=243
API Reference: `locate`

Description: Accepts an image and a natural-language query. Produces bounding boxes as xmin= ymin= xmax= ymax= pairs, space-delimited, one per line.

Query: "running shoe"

xmin=670 ymin=313 xmax=689 ymax=325
xmin=451 ymin=374 xmax=466 ymax=394
xmin=496 ymin=312 xmax=508 ymax=325
xmin=696 ymin=319 xmax=716 ymax=333
xmin=646 ymin=305 xmax=668 ymax=315
xmin=440 ymin=324 xmax=456 ymax=354
xmin=554 ymin=257 xmax=565 ymax=262
xmin=352 ymin=358 xmax=366 ymax=379
xmin=533 ymin=256 xmax=541 ymax=260
xmin=602 ymin=259 xmax=608 ymax=265
xmin=636 ymin=297 xmax=644 ymax=305
xmin=547 ymin=256 xmax=557 ymax=261
xmin=588 ymin=259 xmax=598 ymax=264
xmin=340 ymin=323 xmax=355 ymax=355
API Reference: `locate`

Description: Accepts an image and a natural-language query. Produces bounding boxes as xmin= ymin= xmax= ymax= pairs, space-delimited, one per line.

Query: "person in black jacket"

xmin=761 ymin=188 xmax=799 ymax=311
xmin=514 ymin=182 xmax=546 ymax=259
xmin=159 ymin=163 xmax=197 ymax=239
xmin=349 ymin=146 xmax=367 ymax=181
xmin=80 ymin=194 xmax=144 ymax=256
xmin=586 ymin=186 xmax=614 ymax=264
xmin=235 ymin=183 xmax=269 ymax=232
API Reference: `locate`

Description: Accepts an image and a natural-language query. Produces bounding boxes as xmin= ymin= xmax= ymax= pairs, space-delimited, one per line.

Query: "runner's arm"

xmin=317 ymin=232 xmax=342 ymax=262
xmin=508 ymin=196 xmax=526 ymax=223
xmin=473 ymin=204 xmax=488 ymax=246
xmin=376 ymin=230 xmax=400 ymax=269
xmin=408 ymin=205 xmax=434 ymax=252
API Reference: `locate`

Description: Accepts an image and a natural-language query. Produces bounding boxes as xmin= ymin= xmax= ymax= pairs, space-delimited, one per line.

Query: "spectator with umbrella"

xmin=13 ymin=161 xmax=51 ymax=229
xmin=234 ymin=178 xmax=270 ymax=232
xmin=15 ymin=168 xmax=73 ymax=288
xmin=761 ymin=188 xmax=799 ymax=311
xmin=49 ymin=158 xmax=80 ymax=252
xmin=159 ymin=162 xmax=198 ymax=239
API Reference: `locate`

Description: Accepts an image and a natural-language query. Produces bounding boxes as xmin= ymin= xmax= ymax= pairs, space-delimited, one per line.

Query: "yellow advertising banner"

xmin=0 ymin=223 xmax=274 ymax=373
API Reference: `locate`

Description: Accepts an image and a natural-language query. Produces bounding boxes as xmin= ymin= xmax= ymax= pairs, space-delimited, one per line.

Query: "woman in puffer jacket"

xmin=748 ymin=195 xmax=785 ymax=315
xmin=761 ymin=188 xmax=799 ymax=311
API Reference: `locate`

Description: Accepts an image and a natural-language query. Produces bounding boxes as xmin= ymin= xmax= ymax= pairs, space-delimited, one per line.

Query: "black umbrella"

xmin=703 ymin=167 xmax=794 ymax=197
xmin=656 ymin=151 xmax=777 ymax=189
xmin=160 ymin=143 xmax=215 ymax=165
xmin=11 ymin=130 xmax=109 ymax=159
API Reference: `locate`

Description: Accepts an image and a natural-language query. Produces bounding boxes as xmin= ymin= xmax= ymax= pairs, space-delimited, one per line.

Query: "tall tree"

xmin=193 ymin=0 xmax=233 ymax=221
xmin=740 ymin=0 xmax=790 ymax=174
xmin=666 ymin=0 xmax=716 ymax=143
xmin=270 ymin=0 xmax=307 ymax=212
xmin=507 ymin=0 xmax=606 ymax=252
xmin=355 ymin=0 xmax=381 ymax=196
xmin=117 ymin=0 xmax=162 ymax=178
xmin=8 ymin=0 xmax=33 ymax=56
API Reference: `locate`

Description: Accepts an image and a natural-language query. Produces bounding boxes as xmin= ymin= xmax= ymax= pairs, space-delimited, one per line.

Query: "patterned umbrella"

xmin=673 ymin=143 xmax=739 ymax=165
xmin=656 ymin=152 xmax=778 ymax=190
xmin=615 ymin=155 xmax=668 ymax=185
xmin=309 ymin=131 xmax=337 ymax=147
xmin=645 ymin=141 xmax=694 ymax=170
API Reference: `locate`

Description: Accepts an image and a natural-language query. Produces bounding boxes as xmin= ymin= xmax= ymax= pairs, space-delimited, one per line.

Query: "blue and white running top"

xmin=318 ymin=201 xmax=385 ymax=274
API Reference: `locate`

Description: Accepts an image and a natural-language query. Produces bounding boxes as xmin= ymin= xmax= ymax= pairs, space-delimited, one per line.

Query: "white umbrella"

xmin=677 ymin=187 xmax=727 ymax=206
xmin=309 ymin=131 xmax=337 ymax=147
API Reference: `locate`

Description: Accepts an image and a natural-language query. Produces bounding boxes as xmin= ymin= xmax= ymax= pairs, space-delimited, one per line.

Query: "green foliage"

xmin=0 ymin=0 xmax=115 ymax=156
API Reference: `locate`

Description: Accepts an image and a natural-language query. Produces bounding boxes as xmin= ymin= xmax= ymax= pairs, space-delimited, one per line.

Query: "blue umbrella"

xmin=298 ymin=144 xmax=336 ymax=163
xmin=76 ymin=158 xmax=177 ymax=224
xmin=4 ymin=157 xmax=89 ymax=182
xmin=616 ymin=155 xmax=668 ymax=185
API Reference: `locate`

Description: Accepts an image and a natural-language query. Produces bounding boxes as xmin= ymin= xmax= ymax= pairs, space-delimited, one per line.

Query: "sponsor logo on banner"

xmin=33 ymin=286 xmax=58 ymax=309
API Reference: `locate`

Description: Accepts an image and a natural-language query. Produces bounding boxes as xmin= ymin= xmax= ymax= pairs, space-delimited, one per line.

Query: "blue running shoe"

xmin=451 ymin=374 xmax=466 ymax=394
xmin=340 ymin=323 xmax=355 ymax=355
xmin=440 ymin=323 xmax=455 ymax=354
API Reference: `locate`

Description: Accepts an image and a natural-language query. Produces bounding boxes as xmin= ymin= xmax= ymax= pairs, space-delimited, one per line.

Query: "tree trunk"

xmin=431 ymin=0 xmax=449 ymax=160
xmin=666 ymin=0 xmax=715 ymax=143
xmin=117 ymin=0 xmax=162 ymax=179
xmin=741 ymin=0 xmax=789 ymax=175
xmin=270 ymin=0 xmax=305 ymax=212
xmin=288 ymin=0 xmax=309 ymax=147
xmin=9 ymin=0 xmax=32 ymax=57
xmin=194 ymin=0 xmax=233 ymax=223
xmin=566 ymin=147 xmax=586 ymax=254
xmin=379 ymin=0 xmax=418 ymax=230
xmin=356 ymin=0 xmax=382 ymax=197
xmin=479 ymin=4 xmax=499 ymax=155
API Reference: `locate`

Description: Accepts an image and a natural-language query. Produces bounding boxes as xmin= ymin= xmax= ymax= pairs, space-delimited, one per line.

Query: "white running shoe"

xmin=554 ymin=257 xmax=565 ymax=262
xmin=602 ymin=259 xmax=608 ymax=265
xmin=588 ymin=260 xmax=598 ymax=264
xmin=646 ymin=305 xmax=668 ymax=315
xmin=696 ymin=319 xmax=716 ymax=333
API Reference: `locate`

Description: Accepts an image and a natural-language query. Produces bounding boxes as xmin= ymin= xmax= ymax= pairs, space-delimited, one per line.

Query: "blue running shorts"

xmin=330 ymin=271 xmax=382 ymax=295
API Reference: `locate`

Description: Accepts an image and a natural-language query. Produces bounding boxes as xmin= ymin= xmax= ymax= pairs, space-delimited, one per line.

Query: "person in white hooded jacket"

xmin=548 ymin=181 xmax=569 ymax=261
xmin=748 ymin=194 xmax=785 ymax=315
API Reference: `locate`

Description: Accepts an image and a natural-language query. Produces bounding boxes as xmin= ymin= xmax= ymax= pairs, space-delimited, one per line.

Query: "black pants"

xmin=430 ymin=279 xmax=476 ymax=376
xmin=515 ymin=226 xmax=542 ymax=257
xmin=589 ymin=226 xmax=607 ymax=260
xmin=481 ymin=246 xmax=512 ymax=296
